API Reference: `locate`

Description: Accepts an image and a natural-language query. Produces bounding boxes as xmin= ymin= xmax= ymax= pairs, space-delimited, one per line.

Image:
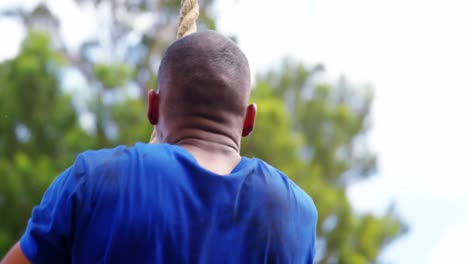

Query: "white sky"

xmin=1 ymin=0 xmax=468 ymax=263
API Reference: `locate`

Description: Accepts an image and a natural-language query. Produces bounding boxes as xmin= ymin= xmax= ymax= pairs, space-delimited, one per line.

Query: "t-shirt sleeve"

xmin=307 ymin=200 xmax=318 ymax=263
xmin=306 ymin=219 xmax=317 ymax=263
xmin=20 ymin=161 xmax=84 ymax=264
xmin=297 ymin=192 xmax=318 ymax=264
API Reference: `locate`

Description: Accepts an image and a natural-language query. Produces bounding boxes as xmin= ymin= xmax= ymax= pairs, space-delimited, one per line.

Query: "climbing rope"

xmin=177 ymin=0 xmax=200 ymax=39
xmin=149 ymin=0 xmax=199 ymax=144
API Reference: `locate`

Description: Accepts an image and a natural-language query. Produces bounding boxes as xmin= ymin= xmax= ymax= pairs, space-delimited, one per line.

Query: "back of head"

xmin=157 ymin=31 xmax=251 ymax=131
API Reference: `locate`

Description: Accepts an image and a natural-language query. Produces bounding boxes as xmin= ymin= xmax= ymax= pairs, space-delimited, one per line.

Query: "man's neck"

xmin=173 ymin=137 xmax=242 ymax=175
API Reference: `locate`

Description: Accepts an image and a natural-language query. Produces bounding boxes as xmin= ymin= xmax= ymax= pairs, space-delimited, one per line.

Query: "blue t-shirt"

xmin=20 ymin=143 xmax=317 ymax=263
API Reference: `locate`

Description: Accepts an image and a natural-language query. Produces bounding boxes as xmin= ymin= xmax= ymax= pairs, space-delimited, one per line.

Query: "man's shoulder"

xmin=253 ymin=158 xmax=317 ymax=216
xmin=75 ymin=145 xmax=134 ymax=171
xmin=75 ymin=143 xmax=171 ymax=168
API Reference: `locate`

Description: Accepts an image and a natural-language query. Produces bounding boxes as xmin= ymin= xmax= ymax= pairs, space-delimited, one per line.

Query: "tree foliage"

xmin=0 ymin=1 xmax=406 ymax=262
xmin=0 ymin=30 xmax=87 ymax=251
xmin=242 ymin=61 xmax=406 ymax=263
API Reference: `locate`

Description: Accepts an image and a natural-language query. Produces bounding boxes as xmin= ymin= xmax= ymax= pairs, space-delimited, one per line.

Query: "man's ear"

xmin=147 ymin=89 xmax=160 ymax=125
xmin=242 ymin=103 xmax=257 ymax=137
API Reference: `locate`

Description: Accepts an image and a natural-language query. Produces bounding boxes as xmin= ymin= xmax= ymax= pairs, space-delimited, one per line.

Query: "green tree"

xmin=0 ymin=30 xmax=92 ymax=252
xmin=242 ymin=60 xmax=407 ymax=263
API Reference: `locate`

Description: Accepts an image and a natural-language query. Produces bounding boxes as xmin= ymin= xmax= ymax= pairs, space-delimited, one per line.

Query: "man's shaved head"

xmin=158 ymin=31 xmax=250 ymax=120
xmin=155 ymin=31 xmax=252 ymax=144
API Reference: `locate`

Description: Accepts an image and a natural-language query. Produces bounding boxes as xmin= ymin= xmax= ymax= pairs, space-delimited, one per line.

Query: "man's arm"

xmin=1 ymin=242 xmax=30 ymax=264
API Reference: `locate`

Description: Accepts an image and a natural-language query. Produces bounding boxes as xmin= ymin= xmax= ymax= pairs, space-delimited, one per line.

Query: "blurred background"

xmin=1 ymin=0 xmax=467 ymax=263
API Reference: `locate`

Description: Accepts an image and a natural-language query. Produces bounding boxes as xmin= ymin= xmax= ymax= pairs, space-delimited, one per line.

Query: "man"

xmin=2 ymin=31 xmax=317 ymax=264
